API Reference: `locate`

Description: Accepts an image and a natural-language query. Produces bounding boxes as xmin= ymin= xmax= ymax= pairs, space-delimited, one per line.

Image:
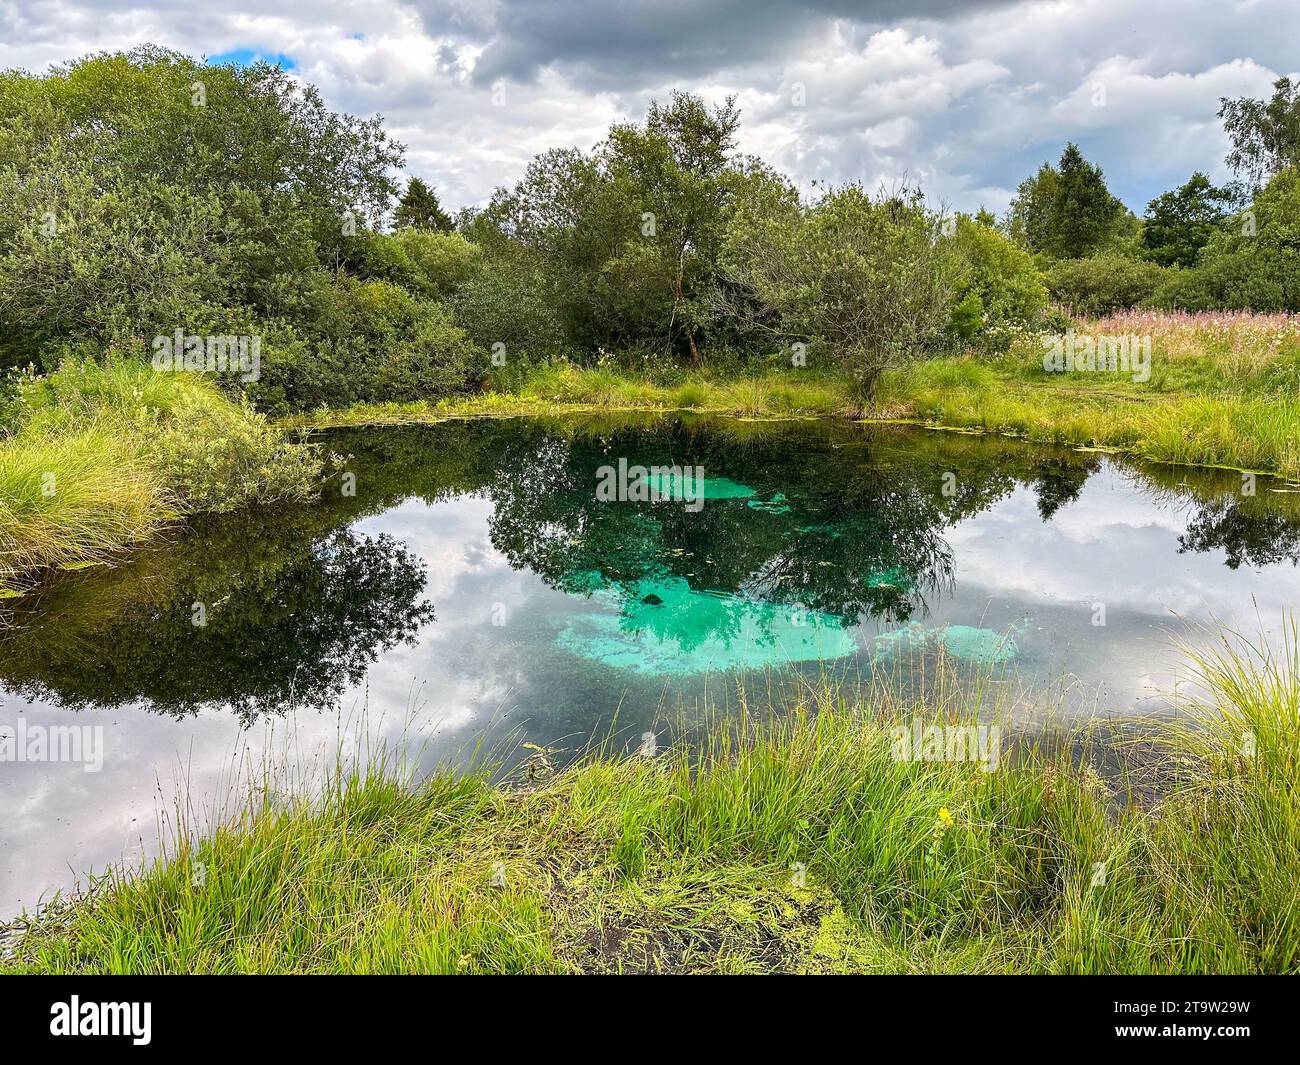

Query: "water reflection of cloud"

xmin=947 ymin=472 xmax=1300 ymax=623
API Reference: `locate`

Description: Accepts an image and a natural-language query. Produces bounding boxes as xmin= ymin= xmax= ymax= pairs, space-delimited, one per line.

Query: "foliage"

xmin=950 ymin=217 xmax=1049 ymax=348
xmin=472 ymin=92 xmax=756 ymax=363
xmin=1045 ymin=253 xmax=1166 ymax=317
xmin=345 ymin=228 xmax=483 ymax=299
xmin=1006 ymin=143 xmax=1128 ymax=259
xmin=720 ymin=184 xmax=962 ymax=400
xmin=1 ymin=359 xmax=322 ymax=592
xmin=394 ymin=177 xmax=453 ymax=233
xmin=1219 ymin=76 xmax=1300 ymax=195
xmin=0 ymin=46 xmax=492 ymax=416
xmin=1141 ymin=172 xmax=1232 ymax=268
xmin=246 ymin=278 xmax=479 ymax=415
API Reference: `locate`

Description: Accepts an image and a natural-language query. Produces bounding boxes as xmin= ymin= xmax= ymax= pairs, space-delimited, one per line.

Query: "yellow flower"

xmin=938 ymin=807 xmax=954 ymax=829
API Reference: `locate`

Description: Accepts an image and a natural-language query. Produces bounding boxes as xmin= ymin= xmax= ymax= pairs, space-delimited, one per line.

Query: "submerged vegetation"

xmin=6 ymin=631 xmax=1298 ymax=975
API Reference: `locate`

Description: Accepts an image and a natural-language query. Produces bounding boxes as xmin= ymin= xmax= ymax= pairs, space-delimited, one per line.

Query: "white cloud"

xmin=0 ymin=0 xmax=1297 ymax=214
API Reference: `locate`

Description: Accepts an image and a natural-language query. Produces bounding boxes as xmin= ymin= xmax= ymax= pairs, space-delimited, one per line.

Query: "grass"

xmin=7 ymin=632 xmax=1299 ymax=975
xmin=0 ymin=423 xmax=166 ymax=590
xmin=287 ymin=313 xmax=1300 ymax=480
xmin=281 ymin=365 xmax=855 ymax=429
xmin=877 ymin=311 xmax=1300 ymax=478
xmin=0 ymin=360 xmax=323 ymax=596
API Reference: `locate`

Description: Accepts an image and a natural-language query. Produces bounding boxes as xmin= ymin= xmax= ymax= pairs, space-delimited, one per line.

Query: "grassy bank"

xmin=880 ymin=311 xmax=1300 ymax=478
xmin=7 ymin=634 xmax=1298 ymax=975
xmin=290 ymin=312 xmax=1300 ymax=480
xmin=282 ymin=364 xmax=855 ymax=428
xmin=0 ymin=361 xmax=323 ymax=595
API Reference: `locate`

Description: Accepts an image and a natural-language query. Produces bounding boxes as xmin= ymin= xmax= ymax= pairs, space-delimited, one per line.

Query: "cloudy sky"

xmin=2 ymin=0 xmax=1296 ymax=216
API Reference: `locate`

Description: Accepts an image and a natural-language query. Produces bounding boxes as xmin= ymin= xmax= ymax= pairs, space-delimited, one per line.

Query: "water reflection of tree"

xmin=0 ymin=516 xmax=433 ymax=721
xmin=484 ymin=420 xmax=1045 ymax=627
xmin=1126 ymin=463 xmax=1300 ymax=569
xmin=1031 ymin=457 xmax=1100 ymax=519
xmin=1179 ymin=498 xmax=1300 ymax=568
xmin=13 ymin=416 xmax=1287 ymax=723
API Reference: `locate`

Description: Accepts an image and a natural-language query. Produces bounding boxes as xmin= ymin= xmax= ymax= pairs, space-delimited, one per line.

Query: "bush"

xmin=0 ymin=167 xmax=241 ymax=370
xmin=1149 ymin=267 xmax=1220 ymax=312
xmin=1 ymin=359 xmax=323 ymax=591
xmin=246 ymin=278 xmax=480 ymax=414
xmin=951 ymin=218 xmax=1049 ymax=349
xmin=451 ymin=253 xmax=568 ymax=360
xmin=1045 ymin=254 xmax=1167 ymax=316
xmin=0 ymin=47 xmax=403 ymax=372
xmin=721 ymin=184 xmax=962 ymax=401
xmin=347 ymin=229 xmax=483 ymax=299
xmin=1149 ymin=171 xmax=1300 ymax=313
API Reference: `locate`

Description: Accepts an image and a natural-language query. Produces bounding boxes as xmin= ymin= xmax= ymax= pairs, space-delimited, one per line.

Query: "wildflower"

xmin=938 ymin=807 xmax=954 ymax=829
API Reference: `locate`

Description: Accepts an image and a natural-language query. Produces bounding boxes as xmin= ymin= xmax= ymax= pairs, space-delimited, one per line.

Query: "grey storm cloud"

xmin=413 ymin=0 xmax=1026 ymax=88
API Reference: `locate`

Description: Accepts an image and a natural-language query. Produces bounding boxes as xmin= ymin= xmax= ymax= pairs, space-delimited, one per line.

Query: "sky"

xmin=1 ymin=0 xmax=1296 ymax=216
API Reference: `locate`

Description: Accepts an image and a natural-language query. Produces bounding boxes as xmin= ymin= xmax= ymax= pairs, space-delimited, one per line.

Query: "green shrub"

xmin=246 ymin=278 xmax=480 ymax=414
xmin=347 ymin=229 xmax=483 ymax=299
xmin=1045 ymin=254 xmax=1167 ymax=316
xmin=1149 ymin=267 xmax=1220 ymax=311
xmin=721 ymin=184 xmax=962 ymax=401
xmin=951 ymin=218 xmax=1049 ymax=349
xmin=1140 ymin=170 xmax=1300 ymax=313
xmin=0 ymin=167 xmax=241 ymax=370
xmin=0 ymin=47 xmax=403 ymax=372
xmin=147 ymin=394 xmax=321 ymax=512
xmin=1 ymin=359 xmax=323 ymax=591
xmin=451 ymin=255 xmax=567 ymax=359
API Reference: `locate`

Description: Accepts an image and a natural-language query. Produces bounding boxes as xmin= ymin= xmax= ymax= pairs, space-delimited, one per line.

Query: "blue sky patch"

xmin=206 ymin=49 xmax=295 ymax=70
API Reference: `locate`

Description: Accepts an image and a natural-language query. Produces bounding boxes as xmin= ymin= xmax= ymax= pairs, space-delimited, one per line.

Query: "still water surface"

xmin=4 ymin=415 xmax=1300 ymax=913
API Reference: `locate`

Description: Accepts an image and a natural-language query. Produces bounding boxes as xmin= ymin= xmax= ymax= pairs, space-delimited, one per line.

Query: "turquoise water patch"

xmin=747 ymin=492 xmax=791 ymax=514
xmin=556 ymin=575 xmax=857 ymax=675
xmin=644 ymin=471 xmax=758 ymax=500
xmin=873 ymin=622 xmax=1020 ymax=665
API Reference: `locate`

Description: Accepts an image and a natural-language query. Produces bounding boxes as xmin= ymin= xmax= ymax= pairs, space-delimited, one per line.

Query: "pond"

xmin=4 ymin=414 xmax=1300 ymax=914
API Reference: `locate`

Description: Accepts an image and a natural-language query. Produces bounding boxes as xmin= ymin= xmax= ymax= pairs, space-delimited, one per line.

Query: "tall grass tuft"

xmin=1 ymin=359 xmax=322 ymax=594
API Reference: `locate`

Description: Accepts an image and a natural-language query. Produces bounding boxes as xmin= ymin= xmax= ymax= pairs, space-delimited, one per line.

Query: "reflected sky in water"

xmin=4 ymin=416 xmax=1300 ymax=913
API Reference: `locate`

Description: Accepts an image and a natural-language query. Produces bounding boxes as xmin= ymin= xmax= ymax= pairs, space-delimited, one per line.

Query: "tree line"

xmin=1 ymin=46 xmax=1296 ymax=410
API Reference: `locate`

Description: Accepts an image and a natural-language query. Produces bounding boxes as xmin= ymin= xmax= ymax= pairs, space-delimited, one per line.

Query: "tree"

xmin=1155 ymin=168 xmax=1300 ymax=313
xmin=602 ymin=92 xmax=742 ymax=364
xmin=472 ymin=92 xmax=746 ymax=362
xmin=0 ymin=46 xmax=407 ymax=370
xmin=1006 ymin=143 xmax=1126 ymax=258
xmin=950 ymin=216 xmax=1048 ymax=346
xmin=394 ymin=177 xmax=453 ymax=232
xmin=1141 ymin=172 xmax=1232 ymax=267
xmin=720 ymin=184 xmax=962 ymax=403
xmin=1219 ymin=77 xmax=1300 ymax=196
